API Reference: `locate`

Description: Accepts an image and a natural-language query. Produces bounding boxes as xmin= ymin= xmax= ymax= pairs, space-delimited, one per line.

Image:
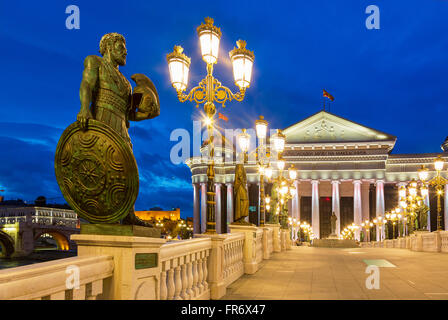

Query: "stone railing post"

xmin=265 ymin=223 xmax=281 ymax=252
xmin=229 ymin=225 xmax=261 ymax=274
xmin=72 ymin=234 xmax=165 ymax=300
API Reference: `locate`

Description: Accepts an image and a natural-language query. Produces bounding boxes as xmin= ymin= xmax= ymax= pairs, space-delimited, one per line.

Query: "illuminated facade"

xmin=187 ymin=111 xmax=448 ymax=239
xmin=135 ymin=208 xmax=181 ymax=221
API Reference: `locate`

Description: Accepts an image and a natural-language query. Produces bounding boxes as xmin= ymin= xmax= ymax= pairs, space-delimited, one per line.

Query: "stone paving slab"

xmin=222 ymin=246 xmax=448 ymax=300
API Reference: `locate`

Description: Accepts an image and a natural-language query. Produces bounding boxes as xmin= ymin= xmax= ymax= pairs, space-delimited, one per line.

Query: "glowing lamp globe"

xmin=434 ymin=155 xmax=444 ymax=172
xmin=418 ymin=165 xmax=429 ymax=181
xmin=271 ymin=129 xmax=286 ymax=153
xmin=398 ymin=186 xmax=406 ymax=198
xmin=277 ymin=158 xmax=285 ymax=171
xmin=229 ymin=40 xmax=254 ymax=89
xmin=237 ymin=129 xmax=250 ymax=153
xmin=166 ymin=45 xmax=191 ymax=92
xmin=288 ymin=165 xmax=298 ymax=180
xmin=255 ymin=115 xmax=268 ymax=139
xmin=197 ymin=17 xmax=221 ymax=65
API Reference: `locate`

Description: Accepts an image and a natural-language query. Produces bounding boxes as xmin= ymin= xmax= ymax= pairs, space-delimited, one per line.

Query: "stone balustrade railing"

xmin=362 ymin=230 xmax=448 ymax=254
xmin=159 ymin=238 xmax=211 ymax=300
xmin=0 ymin=223 xmax=293 ymax=300
xmin=0 ymin=255 xmax=113 ymax=300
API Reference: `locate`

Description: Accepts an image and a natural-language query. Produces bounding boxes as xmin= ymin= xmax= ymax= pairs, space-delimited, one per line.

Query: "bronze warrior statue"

xmin=233 ymin=164 xmax=250 ymax=224
xmin=55 ymin=33 xmax=160 ymax=226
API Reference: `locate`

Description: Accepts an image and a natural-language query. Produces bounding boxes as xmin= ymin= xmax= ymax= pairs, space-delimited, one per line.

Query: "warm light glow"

xmin=197 ymin=18 xmax=221 ymax=64
xmin=167 ymin=46 xmax=191 ymax=92
xmin=203 ymin=116 xmax=213 ymax=127
xmin=277 ymin=159 xmax=285 ymax=171
xmin=434 ymin=155 xmax=444 ymax=172
xmin=289 ymin=187 xmax=296 ymax=197
xmin=398 ymin=186 xmax=406 ymax=198
xmin=266 ymin=204 xmax=270 ymax=211
xmin=238 ymin=129 xmax=250 ymax=153
xmin=272 ymin=130 xmax=286 ymax=153
xmin=255 ymin=116 xmax=268 ymax=139
xmin=229 ymin=40 xmax=254 ymax=89
xmin=288 ymin=166 xmax=297 ymax=180
xmin=265 ymin=196 xmax=270 ymax=204
xmin=418 ymin=165 xmax=429 ymax=181
xmin=265 ymin=166 xmax=273 ymax=179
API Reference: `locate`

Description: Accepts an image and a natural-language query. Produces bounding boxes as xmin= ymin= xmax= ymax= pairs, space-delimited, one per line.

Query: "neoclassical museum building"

xmin=186 ymin=111 xmax=448 ymax=239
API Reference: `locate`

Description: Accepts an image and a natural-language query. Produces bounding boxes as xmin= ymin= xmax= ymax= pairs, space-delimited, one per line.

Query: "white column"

xmin=193 ymin=184 xmax=200 ymax=234
xmin=200 ymin=183 xmax=207 ymax=233
xmin=215 ymin=183 xmax=222 ymax=234
xmin=292 ymin=181 xmax=300 ymax=220
xmin=311 ymin=180 xmax=320 ymax=239
xmin=331 ymin=180 xmax=341 ymax=236
xmin=226 ymin=183 xmax=234 ymax=233
xmin=445 ymin=184 xmax=448 ymax=231
xmin=376 ymin=180 xmax=385 ymax=241
xmin=353 ymin=180 xmax=362 ymax=241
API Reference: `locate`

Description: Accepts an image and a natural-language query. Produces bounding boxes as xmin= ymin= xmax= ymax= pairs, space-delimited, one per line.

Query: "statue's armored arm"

xmin=78 ymin=55 xmax=101 ymax=128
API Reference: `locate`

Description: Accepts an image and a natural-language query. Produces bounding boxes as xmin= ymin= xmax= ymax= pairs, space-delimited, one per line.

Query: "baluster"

xmin=160 ymin=270 xmax=168 ymax=300
xmin=197 ymin=256 xmax=204 ymax=293
xmin=180 ymin=263 xmax=188 ymax=300
xmin=202 ymin=253 xmax=209 ymax=290
xmin=223 ymin=245 xmax=228 ymax=279
xmin=174 ymin=265 xmax=182 ymax=300
xmin=186 ymin=260 xmax=194 ymax=298
xmin=192 ymin=259 xmax=199 ymax=297
xmin=167 ymin=267 xmax=175 ymax=300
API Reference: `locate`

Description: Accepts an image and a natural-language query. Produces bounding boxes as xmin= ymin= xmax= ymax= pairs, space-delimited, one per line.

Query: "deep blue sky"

xmin=0 ymin=1 xmax=447 ymax=218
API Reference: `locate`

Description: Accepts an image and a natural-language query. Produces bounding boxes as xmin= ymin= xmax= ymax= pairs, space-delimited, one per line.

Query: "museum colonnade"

xmin=191 ymin=179 xmax=448 ymax=239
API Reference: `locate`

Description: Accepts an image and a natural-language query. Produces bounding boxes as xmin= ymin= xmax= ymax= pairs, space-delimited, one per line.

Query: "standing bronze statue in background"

xmin=233 ymin=164 xmax=251 ymax=225
xmin=55 ymin=33 xmax=160 ymax=226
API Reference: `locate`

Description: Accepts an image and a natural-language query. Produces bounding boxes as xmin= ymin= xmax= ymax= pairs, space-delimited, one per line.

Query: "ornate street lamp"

xmin=255 ymin=116 xmax=269 ymax=226
xmin=428 ymin=155 xmax=447 ymax=230
xmin=167 ymin=17 xmax=254 ymax=234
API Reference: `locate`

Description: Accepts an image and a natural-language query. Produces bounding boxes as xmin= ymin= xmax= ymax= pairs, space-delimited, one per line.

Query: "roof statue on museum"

xmin=282 ymin=111 xmax=396 ymax=144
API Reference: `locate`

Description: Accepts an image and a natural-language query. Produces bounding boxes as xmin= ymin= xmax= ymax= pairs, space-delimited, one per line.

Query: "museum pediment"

xmin=282 ymin=111 xmax=396 ymax=144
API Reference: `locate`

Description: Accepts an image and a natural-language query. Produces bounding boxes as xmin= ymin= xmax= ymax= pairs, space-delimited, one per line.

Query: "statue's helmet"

xmin=130 ymin=74 xmax=160 ymax=119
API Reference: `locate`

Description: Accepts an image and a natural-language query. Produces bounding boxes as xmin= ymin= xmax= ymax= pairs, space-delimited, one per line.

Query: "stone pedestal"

xmin=71 ymin=234 xmax=165 ymax=300
xmin=265 ymin=223 xmax=281 ymax=252
xmin=262 ymin=227 xmax=272 ymax=259
xmin=229 ymin=224 xmax=260 ymax=274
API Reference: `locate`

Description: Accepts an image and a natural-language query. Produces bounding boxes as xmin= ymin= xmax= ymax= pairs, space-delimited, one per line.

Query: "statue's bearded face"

xmin=110 ymin=40 xmax=127 ymax=66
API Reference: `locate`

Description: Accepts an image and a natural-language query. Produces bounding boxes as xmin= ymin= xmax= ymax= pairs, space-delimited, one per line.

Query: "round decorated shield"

xmin=55 ymin=119 xmax=139 ymax=223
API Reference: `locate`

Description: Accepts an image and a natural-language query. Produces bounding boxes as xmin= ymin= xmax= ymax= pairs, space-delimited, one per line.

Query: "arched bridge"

xmin=0 ymin=222 xmax=79 ymax=258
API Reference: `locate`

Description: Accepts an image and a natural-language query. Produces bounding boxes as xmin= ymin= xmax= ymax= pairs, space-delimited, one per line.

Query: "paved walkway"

xmin=222 ymin=246 xmax=448 ymax=300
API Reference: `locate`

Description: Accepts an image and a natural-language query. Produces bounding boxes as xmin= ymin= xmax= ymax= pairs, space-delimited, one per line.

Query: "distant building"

xmin=135 ymin=208 xmax=181 ymax=221
xmin=0 ymin=206 xmax=78 ymax=228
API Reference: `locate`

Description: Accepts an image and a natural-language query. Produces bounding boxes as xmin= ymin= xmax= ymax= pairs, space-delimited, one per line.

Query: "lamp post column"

xmin=215 ymin=183 xmax=222 ymax=234
xmin=201 ymin=183 xmax=207 ymax=233
xmin=376 ymin=180 xmax=385 ymax=241
xmin=424 ymin=190 xmax=431 ymax=231
xmin=226 ymin=183 xmax=234 ymax=233
xmin=193 ymin=183 xmax=200 ymax=234
xmin=353 ymin=180 xmax=362 ymax=241
xmin=311 ymin=180 xmax=320 ymax=239
xmin=331 ymin=180 xmax=341 ymax=237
